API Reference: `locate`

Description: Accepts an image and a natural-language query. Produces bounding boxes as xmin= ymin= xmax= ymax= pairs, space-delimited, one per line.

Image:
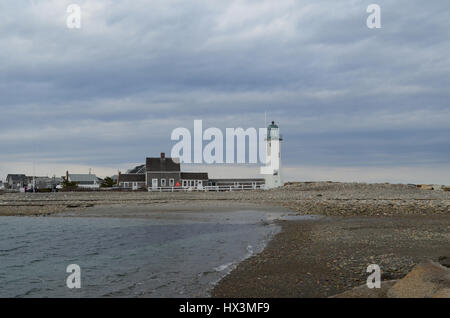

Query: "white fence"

xmin=148 ymin=184 xmax=265 ymax=192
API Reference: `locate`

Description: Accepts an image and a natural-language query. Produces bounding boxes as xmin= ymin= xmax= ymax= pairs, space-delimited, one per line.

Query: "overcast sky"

xmin=1 ymin=0 xmax=449 ymax=184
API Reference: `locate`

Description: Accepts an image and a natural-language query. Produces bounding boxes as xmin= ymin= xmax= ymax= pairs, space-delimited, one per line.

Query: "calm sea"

xmin=0 ymin=211 xmax=281 ymax=297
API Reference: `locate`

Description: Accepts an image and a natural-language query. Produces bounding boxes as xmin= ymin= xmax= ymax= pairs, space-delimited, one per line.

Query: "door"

xmin=152 ymin=178 xmax=158 ymax=189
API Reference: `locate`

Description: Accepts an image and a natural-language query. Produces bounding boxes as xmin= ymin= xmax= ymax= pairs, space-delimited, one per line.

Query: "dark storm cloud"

xmin=0 ymin=0 xmax=449 ymax=182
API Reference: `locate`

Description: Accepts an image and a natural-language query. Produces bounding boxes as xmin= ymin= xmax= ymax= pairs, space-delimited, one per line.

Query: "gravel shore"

xmin=1 ymin=182 xmax=449 ymax=297
xmin=1 ymin=182 xmax=449 ymax=217
xmin=212 ymin=215 xmax=450 ymax=297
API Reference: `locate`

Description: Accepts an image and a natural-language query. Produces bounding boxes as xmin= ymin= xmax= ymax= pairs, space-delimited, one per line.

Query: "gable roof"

xmin=68 ymin=174 xmax=99 ymax=183
xmin=146 ymin=157 xmax=180 ymax=172
xmin=119 ymin=174 xmax=146 ymax=182
xmin=180 ymin=172 xmax=209 ymax=180
xmin=127 ymin=164 xmax=146 ymax=174
xmin=7 ymin=174 xmax=28 ymax=183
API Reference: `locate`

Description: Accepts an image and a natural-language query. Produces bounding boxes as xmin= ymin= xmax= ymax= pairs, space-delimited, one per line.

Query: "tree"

xmin=101 ymin=177 xmax=115 ymax=188
xmin=61 ymin=177 xmax=78 ymax=190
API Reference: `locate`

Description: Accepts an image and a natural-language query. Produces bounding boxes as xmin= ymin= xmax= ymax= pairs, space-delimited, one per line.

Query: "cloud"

xmin=0 ymin=0 xmax=449 ymax=183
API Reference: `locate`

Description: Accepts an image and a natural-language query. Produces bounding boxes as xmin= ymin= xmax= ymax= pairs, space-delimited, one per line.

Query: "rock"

xmin=418 ymin=184 xmax=433 ymax=190
xmin=438 ymin=256 xmax=450 ymax=268
xmin=387 ymin=261 xmax=450 ymax=298
xmin=332 ymin=261 xmax=450 ymax=298
xmin=331 ymin=280 xmax=397 ymax=298
xmin=66 ymin=204 xmax=81 ymax=208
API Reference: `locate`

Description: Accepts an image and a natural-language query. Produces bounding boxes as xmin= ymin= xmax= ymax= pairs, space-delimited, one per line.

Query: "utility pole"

xmin=32 ymin=160 xmax=35 ymax=193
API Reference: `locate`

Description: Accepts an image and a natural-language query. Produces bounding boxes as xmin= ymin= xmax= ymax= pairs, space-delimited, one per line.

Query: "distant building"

xmin=118 ymin=152 xmax=208 ymax=190
xmin=0 ymin=180 xmax=4 ymax=190
xmin=146 ymin=153 xmax=183 ymax=188
xmin=127 ymin=165 xmax=145 ymax=174
xmin=6 ymin=174 xmax=28 ymax=190
xmin=117 ymin=173 xmax=146 ymax=190
xmin=5 ymin=174 xmax=62 ymax=191
xmin=30 ymin=176 xmax=62 ymax=190
xmin=66 ymin=171 xmax=102 ymax=189
xmin=118 ymin=152 xmax=265 ymax=191
xmin=208 ymin=178 xmax=265 ymax=189
xmin=180 ymin=172 xmax=209 ymax=188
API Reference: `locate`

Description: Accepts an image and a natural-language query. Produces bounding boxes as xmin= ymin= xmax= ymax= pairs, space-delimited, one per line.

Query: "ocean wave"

xmin=214 ymin=262 xmax=234 ymax=272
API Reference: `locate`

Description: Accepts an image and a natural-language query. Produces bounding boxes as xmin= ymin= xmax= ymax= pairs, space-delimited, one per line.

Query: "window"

xmin=161 ymin=178 xmax=166 ymax=187
xmin=169 ymin=179 xmax=174 ymax=187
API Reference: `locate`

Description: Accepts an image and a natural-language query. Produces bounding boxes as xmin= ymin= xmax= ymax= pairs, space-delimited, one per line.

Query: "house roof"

xmin=146 ymin=157 xmax=180 ymax=172
xmin=69 ymin=174 xmax=99 ymax=183
xmin=7 ymin=174 xmax=28 ymax=183
xmin=119 ymin=174 xmax=146 ymax=182
xmin=127 ymin=164 xmax=146 ymax=174
xmin=181 ymin=172 xmax=209 ymax=180
xmin=209 ymin=178 xmax=265 ymax=182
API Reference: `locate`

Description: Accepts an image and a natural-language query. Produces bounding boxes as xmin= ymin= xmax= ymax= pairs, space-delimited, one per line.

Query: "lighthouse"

xmin=260 ymin=121 xmax=282 ymax=189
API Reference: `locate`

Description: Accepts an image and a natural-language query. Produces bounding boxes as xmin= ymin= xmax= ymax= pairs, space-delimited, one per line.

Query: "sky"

xmin=0 ymin=0 xmax=449 ymax=184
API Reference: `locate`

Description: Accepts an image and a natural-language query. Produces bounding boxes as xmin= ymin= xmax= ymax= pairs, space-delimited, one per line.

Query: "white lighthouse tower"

xmin=260 ymin=121 xmax=282 ymax=189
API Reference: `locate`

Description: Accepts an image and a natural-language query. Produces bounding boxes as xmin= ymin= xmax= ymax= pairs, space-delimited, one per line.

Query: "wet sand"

xmin=212 ymin=215 xmax=450 ymax=297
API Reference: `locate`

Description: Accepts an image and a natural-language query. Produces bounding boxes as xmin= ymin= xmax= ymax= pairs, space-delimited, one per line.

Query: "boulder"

xmin=438 ymin=256 xmax=450 ymax=268
xmin=418 ymin=184 xmax=433 ymax=190
xmin=387 ymin=261 xmax=450 ymax=298
xmin=331 ymin=261 xmax=450 ymax=298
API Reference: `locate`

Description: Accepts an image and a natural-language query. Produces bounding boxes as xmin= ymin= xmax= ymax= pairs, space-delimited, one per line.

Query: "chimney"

xmin=117 ymin=171 xmax=121 ymax=186
xmin=161 ymin=152 xmax=165 ymax=159
xmin=66 ymin=170 xmax=69 ymax=181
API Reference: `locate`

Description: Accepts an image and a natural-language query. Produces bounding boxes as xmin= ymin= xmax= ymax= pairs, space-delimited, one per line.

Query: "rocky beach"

xmin=0 ymin=182 xmax=448 ymax=217
xmin=1 ymin=182 xmax=449 ymax=297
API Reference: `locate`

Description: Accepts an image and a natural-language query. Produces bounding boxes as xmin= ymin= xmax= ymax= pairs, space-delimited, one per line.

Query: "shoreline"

xmin=212 ymin=215 xmax=450 ymax=297
xmin=0 ymin=182 xmax=448 ymax=217
xmin=1 ymin=182 xmax=449 ymax=297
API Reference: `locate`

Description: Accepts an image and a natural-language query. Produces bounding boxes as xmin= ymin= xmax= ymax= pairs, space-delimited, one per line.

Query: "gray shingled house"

xmin=146 ymin=153 xmax=182 ymax=188
xmin=117 ymin=152 xmax=266 ymax=191
xmin=118 ymin=152 xmax=209 ymax=190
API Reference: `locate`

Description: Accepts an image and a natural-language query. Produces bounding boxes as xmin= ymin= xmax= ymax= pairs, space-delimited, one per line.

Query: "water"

xmin=0 ymin=211 xmax=283 ymax=297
